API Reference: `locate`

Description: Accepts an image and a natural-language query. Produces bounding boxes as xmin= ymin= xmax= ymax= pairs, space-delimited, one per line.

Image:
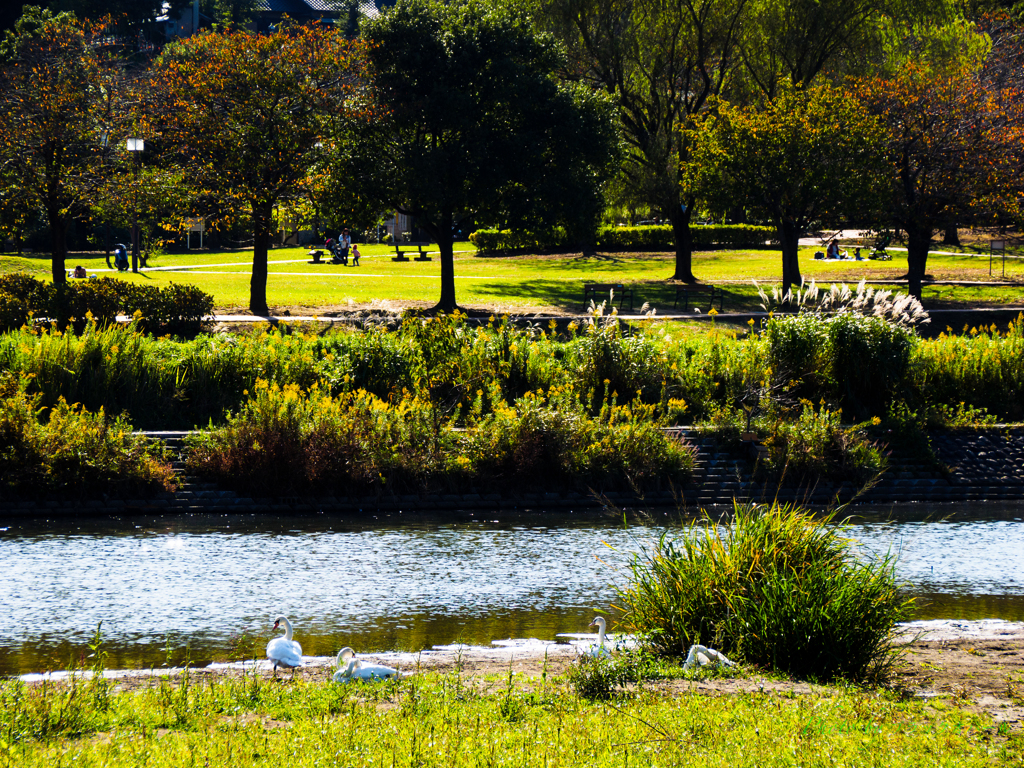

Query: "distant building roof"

xmin=255 ymin=0 xmax=343 ymax=15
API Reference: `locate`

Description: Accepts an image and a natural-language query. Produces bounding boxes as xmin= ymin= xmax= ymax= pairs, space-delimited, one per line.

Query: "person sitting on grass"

xmin=826 ymin=240 xmax=847 ymax=259
xmin=73 ymin=265 xmax=87 ymax=279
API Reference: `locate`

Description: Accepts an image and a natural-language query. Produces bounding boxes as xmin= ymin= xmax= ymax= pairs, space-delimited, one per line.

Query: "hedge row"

xmin=0 ymin=273 xmax=214 ymax=337
xmin=469 ymin=224 xmax=778 ymax=252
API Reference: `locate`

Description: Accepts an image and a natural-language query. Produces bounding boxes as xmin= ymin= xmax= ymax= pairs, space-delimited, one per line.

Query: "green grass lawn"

xmin=3 ymin=243 xmax=1023 ymax=315
xmin=3 ymin=666 xmax=1018 ymax=767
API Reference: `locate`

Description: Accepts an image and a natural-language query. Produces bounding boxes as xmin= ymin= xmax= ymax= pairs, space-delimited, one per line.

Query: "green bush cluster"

xmin=756 ymin=404 xmax=887 ymax=486
xmin=0 ymin=371 xmax=176 ymax=500
xmin=764 ymin=312 xmax=915 ymax=420
xmin=0 ymin=273 xmax=214 ymax=336
xmin=469 ymin=224 xmax=776 ymax=252
xmin=468 ymin=228 xmax=569 ymax=251
xmin=908 ymin=319 xmax=1024 ymax=422
xmin=185 ymin=378 xmax=694 ymax=497
xmin=616 ymin=503 xmax=912 ymax=681
xmin=2 ymin=310 xmax=1022 ymax=469
xmin=595 ymin=224 xmax=777 ymax=250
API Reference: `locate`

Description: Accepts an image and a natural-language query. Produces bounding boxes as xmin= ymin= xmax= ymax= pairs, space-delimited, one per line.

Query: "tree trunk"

xmin=906 ymin=222 xmax=931 ymax=300
xmin=942 ymin=221 xmax=960 ymax=247
xmin=431 ymin=211 xmax=457 ymax=312
xmin=49 ymin=210 xmax=68 ymax=285
xmin=779 ymin=216 xmax=802 ymax=299
xmin=670 ymin=200 xmax=696 ymax=283
xmin=250 ymin=199 xmax=273 ymax=315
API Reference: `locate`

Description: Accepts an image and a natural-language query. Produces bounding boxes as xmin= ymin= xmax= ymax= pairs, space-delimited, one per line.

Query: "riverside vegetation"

xmin=3 ymin=286 xmax=1022 ymax=760
xmin=3 ymin=655 xmax=1019 ymax=767
xmin=1 ymin=283 xmax=1024 ymax=500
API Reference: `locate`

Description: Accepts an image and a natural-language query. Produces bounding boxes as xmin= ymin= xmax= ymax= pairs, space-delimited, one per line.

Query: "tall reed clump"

xmin=616 ymin=503 xmax=912 ymax=682
xmin=0 ymin=371 xmax=176 ymax=500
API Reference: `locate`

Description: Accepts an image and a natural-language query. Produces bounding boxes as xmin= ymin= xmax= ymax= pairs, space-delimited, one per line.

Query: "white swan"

xmin=332 ymin=646 xmax=399 ymax=682
xmin=585 ymin=616 xmax=612 ymax=658
xmin=682 ymin=644 xmax=735 ymax=671
xmin=266 ymin=615 xmax=304 ymax=675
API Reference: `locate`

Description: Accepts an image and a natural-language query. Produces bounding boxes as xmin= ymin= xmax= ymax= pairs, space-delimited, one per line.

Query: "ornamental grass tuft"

xmin=615 ymin=502 xmax=913 ymax=682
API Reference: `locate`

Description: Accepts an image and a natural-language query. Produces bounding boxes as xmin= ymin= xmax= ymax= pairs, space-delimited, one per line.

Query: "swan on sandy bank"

xmin=266 ymin=616 xmax=304 ymax=675
xmin=682 ymin=644 xmax=735 ymax=671
xmin=333 ymin=646 xmax=400 ymax=682
xmin=585 ymin=616 xmax=612 ymax=658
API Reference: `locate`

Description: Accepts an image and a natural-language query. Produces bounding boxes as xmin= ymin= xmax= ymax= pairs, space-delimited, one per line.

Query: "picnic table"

xmin=393 ymin=242 xmax=434 ymax=262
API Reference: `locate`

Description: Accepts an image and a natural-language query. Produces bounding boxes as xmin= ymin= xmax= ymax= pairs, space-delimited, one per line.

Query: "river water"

xmin=1 ymin=504 xmax=1023 ymax=677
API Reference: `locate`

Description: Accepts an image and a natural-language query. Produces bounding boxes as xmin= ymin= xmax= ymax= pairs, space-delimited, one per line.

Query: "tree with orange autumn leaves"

xmin=855 ymin=15 xmax=1024 ymax=299
xmin=0 ymin=8 xmax=127 ymax=284
xmin=151 ymin=22 xmax=368 ymax=315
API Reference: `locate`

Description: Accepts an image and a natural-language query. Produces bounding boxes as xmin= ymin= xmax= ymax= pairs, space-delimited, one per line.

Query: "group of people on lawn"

xmin=819 ymin=240 xmax=864 ymax=261
xmin=325 ymin=227 xmax=360 ymax=265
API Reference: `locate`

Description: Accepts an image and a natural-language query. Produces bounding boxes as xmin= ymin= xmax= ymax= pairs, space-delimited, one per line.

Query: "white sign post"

xmin=185 ymin=217 xmax=205 ymax=249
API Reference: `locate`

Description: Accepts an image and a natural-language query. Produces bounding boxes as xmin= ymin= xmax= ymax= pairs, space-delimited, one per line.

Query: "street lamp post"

xmin=126 ymin=137 xmax=144 ymax=273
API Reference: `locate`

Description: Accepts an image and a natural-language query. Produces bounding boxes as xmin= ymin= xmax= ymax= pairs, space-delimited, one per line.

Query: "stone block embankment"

xmin=2 ymin=428 xmax=1023 ymax=517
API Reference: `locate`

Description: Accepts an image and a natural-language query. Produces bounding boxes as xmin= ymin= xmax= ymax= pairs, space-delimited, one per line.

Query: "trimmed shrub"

xmin=616 ymin=503 xmax=912 ymax=681
xmin=0 ymin=273 xmax=213 ymax=336
xmin=469 ymin=224 xmax=776 ymax=252
xmin=469 ymin=228 xmax=569 ymax=252
xmin=596 ymin=224 xmax=776 ymax=250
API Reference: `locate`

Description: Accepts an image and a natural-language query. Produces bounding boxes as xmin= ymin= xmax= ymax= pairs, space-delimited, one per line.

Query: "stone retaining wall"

xmin=3 ymin=428 xmax=1023 ymax=516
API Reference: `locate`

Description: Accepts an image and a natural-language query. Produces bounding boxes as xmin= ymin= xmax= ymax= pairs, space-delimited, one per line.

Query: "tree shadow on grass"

xmin=470 ymin=278 xmax=756 ymax=315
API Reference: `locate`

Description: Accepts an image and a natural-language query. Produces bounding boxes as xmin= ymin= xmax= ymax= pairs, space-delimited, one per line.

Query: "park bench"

xmin=673 ymin=283 xmax=724 ymax=313
xmin=583 ymin=283 xmax=634 ymax=311
xmin=393 ymin=242 xmax=434 ymax=262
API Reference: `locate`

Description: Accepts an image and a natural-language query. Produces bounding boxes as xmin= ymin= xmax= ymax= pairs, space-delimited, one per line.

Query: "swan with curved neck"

xmin=586 ymin=616 xmax=612 ymax=657
xmin=266 ymin=615 xmax=304 ymax=675
xmin=332 ymin=646 xmax=399 ymax=682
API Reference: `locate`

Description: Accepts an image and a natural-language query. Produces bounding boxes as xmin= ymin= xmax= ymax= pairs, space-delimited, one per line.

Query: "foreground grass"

xmin=2 ymin=667 xmax=1018 ymax=767
xmin=3 ymin=244 xmax=1022 ymax=315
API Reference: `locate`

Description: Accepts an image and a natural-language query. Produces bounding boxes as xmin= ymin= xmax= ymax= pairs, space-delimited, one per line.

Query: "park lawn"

xmin=2 ymin=244 xmax=1022 ymax=315
xmin=4 ymin=669 xmax=1018 ymax=767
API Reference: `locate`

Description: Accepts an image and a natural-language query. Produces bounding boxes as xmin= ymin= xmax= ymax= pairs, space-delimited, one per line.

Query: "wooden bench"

xmin=583 ymin=283 xmax=634 ymax=311
xmin=674 ymin=283 xmax=724 ymax=312
xmin=393 ymin=242 xmax=434 ymax=262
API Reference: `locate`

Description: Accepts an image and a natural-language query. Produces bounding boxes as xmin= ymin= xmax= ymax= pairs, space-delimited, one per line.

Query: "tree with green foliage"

xmin=152 ymin=23 xmax=368 ymax=315
xmin=736 ymin=0 xmax=950 ymax=99
xmin=0 ymin=6 xmax=124 ymax=283
xmin=688 ymin=85 xmax=886 ymax=296
xmin=340 ymin=0 xmax=618 ymax=312
xmin=537 ymin=0 xmax=750 ymax=284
